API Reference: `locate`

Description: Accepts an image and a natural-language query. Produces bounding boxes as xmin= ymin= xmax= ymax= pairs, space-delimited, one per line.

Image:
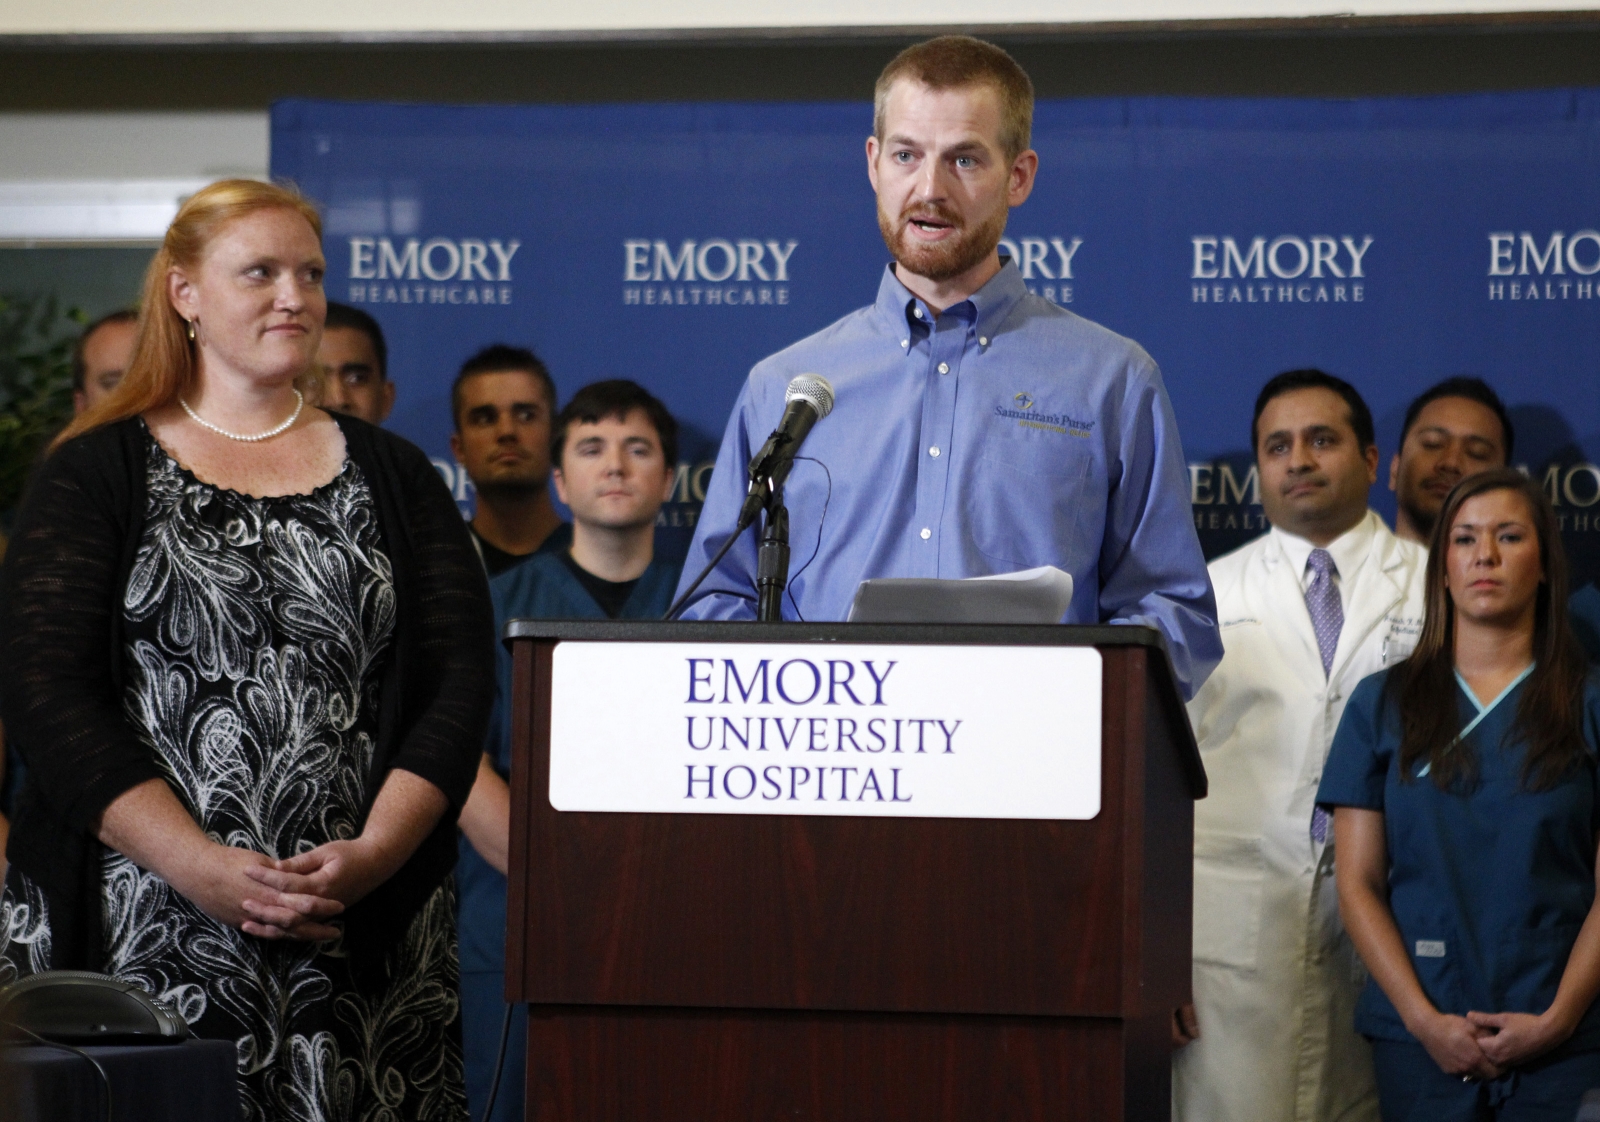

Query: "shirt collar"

xmin=874 ymin=255 xmax=1030 ymax=345
xmin=1271 ymin=509 xmax=1378 ymax=581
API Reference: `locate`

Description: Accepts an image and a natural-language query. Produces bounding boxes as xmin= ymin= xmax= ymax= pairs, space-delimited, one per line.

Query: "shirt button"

xmin=979 ymin=336 xmax=989 ymax=346
xmin=929 ymin=446 xmax=940 ymax=458
xmin=938 ymin=362 xmax=950 ymax=374
xmin=919 ymin=528 xmax=931 ymax=540
xmin=901 ymin=339 xmax=909 ymax=348
xmin=914 ymin=308 xmax=924 ymax=319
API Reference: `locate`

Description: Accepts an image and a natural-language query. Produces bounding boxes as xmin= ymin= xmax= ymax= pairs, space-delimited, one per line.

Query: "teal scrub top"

xmin=1571 ymin=584 xmax=1600 ymax=663
xmin=1316 ymin=667 xmax=1600 ymax=1048
xmin=455 ymin=551 xmax=682 ymax=975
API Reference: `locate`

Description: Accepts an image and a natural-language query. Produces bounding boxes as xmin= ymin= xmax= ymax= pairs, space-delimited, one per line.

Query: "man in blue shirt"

xmin=454 ymin=379 xmax=682 ymax=1122
xmin=675 ymin=35 xmax=1220 ymax=699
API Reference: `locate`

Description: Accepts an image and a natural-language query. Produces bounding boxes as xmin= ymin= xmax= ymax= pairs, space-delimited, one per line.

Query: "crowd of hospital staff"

xmin=2 ymin=31 xmax=1598 ymax=1122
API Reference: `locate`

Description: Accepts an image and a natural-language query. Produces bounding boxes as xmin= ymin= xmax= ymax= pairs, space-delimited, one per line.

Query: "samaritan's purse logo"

xmin=994 ymin=393 xmax=1092 ymax=437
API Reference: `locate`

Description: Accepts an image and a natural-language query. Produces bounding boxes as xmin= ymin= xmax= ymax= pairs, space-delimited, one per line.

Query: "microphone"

xmin=738 ymin=373 xmax=834 ymax=529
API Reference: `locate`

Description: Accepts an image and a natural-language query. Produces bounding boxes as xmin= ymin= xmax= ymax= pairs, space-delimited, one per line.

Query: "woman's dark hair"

xmin=1396 ymin=467 xmax=1587 ymax=791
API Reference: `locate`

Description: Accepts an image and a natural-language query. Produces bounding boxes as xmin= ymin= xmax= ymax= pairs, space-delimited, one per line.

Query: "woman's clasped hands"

xmin=236 ymin=836 xmax=401 ymax=941
xmin=1411 ymin=1006 xmax=1577 ymax=1082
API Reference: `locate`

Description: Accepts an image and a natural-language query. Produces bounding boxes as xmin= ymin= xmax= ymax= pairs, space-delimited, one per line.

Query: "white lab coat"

xmin=1173 ymin=511 xmax=1427 ymax=1122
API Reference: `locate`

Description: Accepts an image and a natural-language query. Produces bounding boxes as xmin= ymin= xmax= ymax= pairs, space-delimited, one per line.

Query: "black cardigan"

xmin=0 ymin=414 xmax=494 ymax=971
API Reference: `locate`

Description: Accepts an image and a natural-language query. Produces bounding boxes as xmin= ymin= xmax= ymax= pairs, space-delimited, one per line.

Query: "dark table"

xmin=0 ymin=1038 xmax=238 ymax=1122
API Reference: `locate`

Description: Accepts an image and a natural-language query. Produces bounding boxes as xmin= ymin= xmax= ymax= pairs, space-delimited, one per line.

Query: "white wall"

xmin=2 ymin=0 xmax=1596 ymax=35
xmin=0 ymin=112 xmax=268 ymax=242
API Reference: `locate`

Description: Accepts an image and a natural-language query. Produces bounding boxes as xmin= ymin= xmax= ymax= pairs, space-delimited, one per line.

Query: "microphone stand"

xmin=663 ymin=419 xmax=815 ymax=623
xmin=754 ymin=476 xmax=790 ymax=622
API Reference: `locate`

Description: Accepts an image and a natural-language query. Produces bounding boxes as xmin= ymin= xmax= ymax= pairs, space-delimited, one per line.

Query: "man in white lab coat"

xmin=1173 ymin=369 xmax=1427 ymax=1122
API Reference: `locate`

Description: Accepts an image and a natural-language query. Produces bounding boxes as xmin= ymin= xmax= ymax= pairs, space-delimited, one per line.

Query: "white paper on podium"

xmin=846 ymin=565 xmax=1074 ymax=624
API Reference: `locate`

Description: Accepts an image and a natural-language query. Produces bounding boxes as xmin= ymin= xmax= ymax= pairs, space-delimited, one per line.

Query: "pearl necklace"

xmin=179 ymin=389 xmax=304 ymax=443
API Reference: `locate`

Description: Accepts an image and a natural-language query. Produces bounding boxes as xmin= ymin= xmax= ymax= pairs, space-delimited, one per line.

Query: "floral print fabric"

xmin=0 ymin=427 xmax=467 ymax=1122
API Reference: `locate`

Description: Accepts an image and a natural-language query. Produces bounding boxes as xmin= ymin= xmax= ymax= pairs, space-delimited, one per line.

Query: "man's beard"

xmin=474 ymin=475 xmax=546 ymax=502
xmin=878 ymin=199 xmax=1008 ymax=284
xmin=1401 ymin=488 xmax=1440 ymax=541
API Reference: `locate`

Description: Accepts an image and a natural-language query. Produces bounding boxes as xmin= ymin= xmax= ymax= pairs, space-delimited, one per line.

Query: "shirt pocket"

xmin=1193 ymin=831 xmax=1265 ymax=971
xmin=1400 ymin=910 xmax=1469 ymax=1016
xmin=967 ymin=443 xmax=1092 ymax=571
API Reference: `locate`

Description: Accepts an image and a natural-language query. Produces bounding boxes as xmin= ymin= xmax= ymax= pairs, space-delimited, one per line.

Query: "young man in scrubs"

xmin=1320 ymin=469 xmax=1600 ymax=1120
xmin=450 ymin=345 xmax=572 ymax=575
xmin=452 ymin=379 xmax=682 ymax=1122
xmin=1388 ymin=377 xmax=1512 ymax=547
xmin=317 ymin=302 xmax=395 ymax=425
xmin=1175 ymin=369 xmax=1428 ymax=1122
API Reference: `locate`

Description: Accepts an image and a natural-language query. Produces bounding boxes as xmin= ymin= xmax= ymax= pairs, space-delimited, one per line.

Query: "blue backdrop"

xmin=271 ymin=91 xmax=1600 ymax=580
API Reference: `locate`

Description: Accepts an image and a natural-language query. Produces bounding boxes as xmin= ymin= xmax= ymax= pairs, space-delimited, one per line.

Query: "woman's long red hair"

xmin=51 ymin=179 xmax=324 ymax=453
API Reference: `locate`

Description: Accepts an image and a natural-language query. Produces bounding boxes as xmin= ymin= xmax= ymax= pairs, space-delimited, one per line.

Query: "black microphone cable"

xmin=479 ymin=1001 xmax=515 ymax=1122
xmin=782 ymin=455 xmax=832 ymax=623
xmin=7 ymin=1022 xmax=114 ymax=1122
xmin=664 ymin=374 xmax=834 ymax=622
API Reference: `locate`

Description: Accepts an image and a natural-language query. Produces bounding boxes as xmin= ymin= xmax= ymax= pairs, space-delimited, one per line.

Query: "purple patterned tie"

xmin=1306 ymin=548 xmax=1342 ymax=844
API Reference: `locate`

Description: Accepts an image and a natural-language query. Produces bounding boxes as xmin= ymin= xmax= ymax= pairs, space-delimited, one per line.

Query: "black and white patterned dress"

xmin=0 ymin=427 xmax=468 ymax=1122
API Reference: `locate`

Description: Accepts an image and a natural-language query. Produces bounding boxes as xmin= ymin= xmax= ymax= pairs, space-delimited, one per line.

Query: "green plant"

xmin=0 ymin=293 xmax=85 ymax=530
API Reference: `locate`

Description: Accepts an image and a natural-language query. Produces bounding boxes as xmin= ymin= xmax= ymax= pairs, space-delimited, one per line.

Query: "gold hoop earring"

xmin=187 ymin=319 xmax=197 ymax=342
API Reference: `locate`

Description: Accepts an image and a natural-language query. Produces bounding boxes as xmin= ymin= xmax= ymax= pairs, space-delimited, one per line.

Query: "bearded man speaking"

xmin=676 ymin=35 xmax=1222 ymax=700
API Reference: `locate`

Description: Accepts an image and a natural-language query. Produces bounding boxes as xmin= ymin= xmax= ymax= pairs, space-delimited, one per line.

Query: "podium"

xmin=503 ymin=620 xmax=1204 ymax=1121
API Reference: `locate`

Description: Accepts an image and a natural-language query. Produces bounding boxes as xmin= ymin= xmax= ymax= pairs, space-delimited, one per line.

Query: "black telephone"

xmin=0 ymin=971 xmax=189 ymax=1044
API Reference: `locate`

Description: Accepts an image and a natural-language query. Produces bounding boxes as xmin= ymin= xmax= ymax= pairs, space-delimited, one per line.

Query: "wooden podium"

xmin=503 ymin=621 xmax=1204 ymax=1121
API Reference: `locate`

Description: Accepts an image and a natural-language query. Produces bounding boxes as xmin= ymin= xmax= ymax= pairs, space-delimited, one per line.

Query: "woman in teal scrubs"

xmin=1318 ymin=468 xmax=1600 ymax=1120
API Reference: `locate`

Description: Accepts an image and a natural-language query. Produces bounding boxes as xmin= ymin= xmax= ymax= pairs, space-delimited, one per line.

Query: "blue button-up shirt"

xmin=677 ymin=259 xmax=1222 ymax=699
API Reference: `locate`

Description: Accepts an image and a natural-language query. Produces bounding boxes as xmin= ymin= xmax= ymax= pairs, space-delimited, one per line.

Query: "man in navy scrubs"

xmin=453 ymin=379 xmax=682 ymax=1122
xmin=1387 ymin=377 xmax=1511 ymax=547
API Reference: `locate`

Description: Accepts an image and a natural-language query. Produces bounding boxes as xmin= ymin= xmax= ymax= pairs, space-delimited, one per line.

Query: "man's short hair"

xmin=324 ymin=302 xmax=388 ymax=380
xmin=1400 ymin=376 xmax=1514 ymax=460
xmin=1251 ymin=368 xmax=1376 ymax=453
xmin=451 ymin=344 xmax=558 ymax=431
xmin=552 ymin=379 xmax=679 ymax=470
xmin=873 ymin=36 xmax=1034 ymax=163
xmin=71 ymin=309 xmax=137 ymax=392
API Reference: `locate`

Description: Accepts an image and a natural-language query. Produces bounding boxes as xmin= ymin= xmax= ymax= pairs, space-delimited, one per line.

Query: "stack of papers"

xmin=846 ymin=566 xmax=1075 ymax=624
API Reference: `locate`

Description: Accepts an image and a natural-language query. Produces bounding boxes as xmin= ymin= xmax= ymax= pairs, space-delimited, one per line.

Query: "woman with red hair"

xmin=0 ymin=179 xmax=492 ymax=1120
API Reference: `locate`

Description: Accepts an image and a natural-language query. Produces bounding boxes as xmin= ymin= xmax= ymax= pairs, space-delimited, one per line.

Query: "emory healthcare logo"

xmin=343 ymin=237 xmax=520 ymax=307
xmin=1190 ymin=234 xmax=1372 ymax=304
xmin=1486 ymin=231 xmax=1600 ymax=302
xmin=997 ymin=235 xmax=1083 ymax=305
xmin=623 ymin=238 xmax=798 ymax=308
